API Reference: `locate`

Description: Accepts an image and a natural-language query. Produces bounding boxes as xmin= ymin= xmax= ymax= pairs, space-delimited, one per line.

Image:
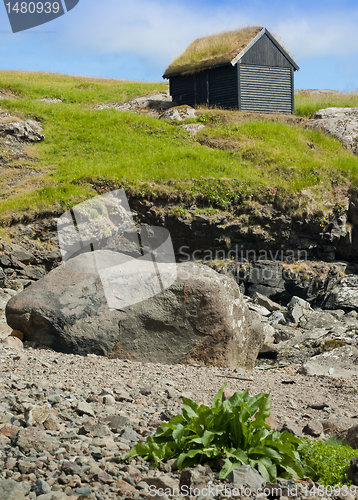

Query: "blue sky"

xmin=1 ymin=0 xmax=358 ymax=90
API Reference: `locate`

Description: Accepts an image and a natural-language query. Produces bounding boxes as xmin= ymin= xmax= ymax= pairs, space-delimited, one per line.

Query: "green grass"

xmin=196 ymin=119 xmax=358 ymax=192
xmin=295 ymin=90 xmax=358 ymax=117
xmin=0 ymin=70 xmax=167 ymax=105
xmin=0 ymin=71 xmax=358 ymax=221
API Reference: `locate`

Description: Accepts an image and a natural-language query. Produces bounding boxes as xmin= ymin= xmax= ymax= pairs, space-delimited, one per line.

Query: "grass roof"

xmin=164 ymin=26 xmax=263 ymax=77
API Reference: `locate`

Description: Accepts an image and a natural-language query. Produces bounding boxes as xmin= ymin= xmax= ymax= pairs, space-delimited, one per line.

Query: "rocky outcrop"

xmin=93 ymin=91 xmax=174 ymax=117
xmin=324 ymin=276 xmax=358 ymax=310
xmin=0 ymin=118 xmax=44 ymax=142
xmin=306 ymin=107 xmax=358 ymax=154
xmin=5 ymin=251 xmax=264 ymax=369
xmin=160 ymin=105 xmax=196 ymax=121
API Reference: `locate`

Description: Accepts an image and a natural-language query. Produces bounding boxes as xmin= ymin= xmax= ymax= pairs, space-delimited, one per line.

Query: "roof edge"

xmin=230 ymin=28 xmax=299 ymax=71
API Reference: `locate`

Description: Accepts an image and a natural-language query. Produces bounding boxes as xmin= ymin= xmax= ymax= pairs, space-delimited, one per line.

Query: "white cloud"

xmin=60 ymin=0 xmax=251 ymax=70
xmin=275 ymin=13 xmax=358 ymax=60
xmin=60 ymin=0 xmax=358 ymax=72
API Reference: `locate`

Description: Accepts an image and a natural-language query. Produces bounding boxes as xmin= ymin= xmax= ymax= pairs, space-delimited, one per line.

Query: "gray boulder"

xmin=287 ymin=296 xmax=313 ymax=323
xmin=0 ymin=118 xmax=44 ymax=142
xmin=297 ymin=346 xmax=358 ymax=378
xmin=0 ymin=480 xmax=30 ymax=500
xmin=324 ymin=276 xmax=358 ymax=310
xmin=160 ymin=105 xmax=196 ymax=121
xmin=5 ymin=251 xmax=264 ymax=368
xmin=347 ymin=457 xmax=358 ymax=486
xmin=306 ymin=107 xmax=358 ymax=154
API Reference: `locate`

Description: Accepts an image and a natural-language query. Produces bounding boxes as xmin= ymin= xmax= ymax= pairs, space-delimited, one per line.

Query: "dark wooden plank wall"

xmin=240 ymin=34 xmax=291 ymax=68
xmin=209 ymin=65 xmax=238 ymax=108
xmin=170 ymin=75 xmax=196 ymax=107
xmin=238 ymin=65 xmax=293 ymax=113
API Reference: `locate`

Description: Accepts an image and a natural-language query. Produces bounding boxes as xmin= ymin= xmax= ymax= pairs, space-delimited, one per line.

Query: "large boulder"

xmin=324 ymin=276 xmax=358 ymax=310
xmin=305 ymin=107 xmax=358 ymax=154
xmin=5 ymin=251 xmax=264 ymax=368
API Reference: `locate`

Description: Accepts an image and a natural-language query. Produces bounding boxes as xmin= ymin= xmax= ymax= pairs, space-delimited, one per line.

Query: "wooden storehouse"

xmin=163 ymin=26 xmax=299 ymax=114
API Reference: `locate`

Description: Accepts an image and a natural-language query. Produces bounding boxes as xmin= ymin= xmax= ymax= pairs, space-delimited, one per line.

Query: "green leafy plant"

xmin=122 ymin=383 xmax=305 ymax=481
xmin=299 ymin=438 xmax=357 ymax=486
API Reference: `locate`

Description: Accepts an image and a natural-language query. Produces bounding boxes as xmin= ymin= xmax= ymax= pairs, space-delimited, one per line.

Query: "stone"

xmin=262 ymin=323 xmax=276 ymax=345
xmin=180 ymin=465 xmax=210 ymax=491
xmin=78 ymin=423 xmax=110 ymax=437
xmin=0 ymin=119 xmax=44 ymax=142
xmin=306 ymin=107 xmax=358 ymax=154
xmin=181 ymin=123 xmax=205 ymax=136
xmin=160 ymin=105 xmax=196 ymax=121
xmin=116 ymin=479 xmax=137 ymax=495
xmin=0 ymin=479 xmax=30 ymax=500
xmin=0 ymin=423 xmax=19 ymax=438
xmin=139 ymin=385 xmax=153 ymax=396
xmin=23 ymin=402 xmax=51 ymax=426
xmin=269 ymin=311 xmax=286 ymax=326
xmin=347 ymin=457 xmax=358 ymax=486
xmin=102 ymin=415 xmax=131 ymax=433
xmin=102 ymin=394 xmax=116 ymax=405
xmin=287 ymin=296 xmax=313 ymax=323
xmin=298 ymin=346 xmax=358 ymax=378
xmin=31 ymin=478 xmax=51 ymax=496
xmin=280 ymin=420 xmax=302 ymax=437
xmin=76 ymin=401 xmax=95 ymax=417
xmin=252 ymin=292 xmax=283 ymax=312
xmin=61 ymin=460 xmax=84 ymax=477
xmin=120 ymin=427 xmax=142 ymax=442
xmin=345 ymin=425 xmax=358 ymax=449
xmin=37 ymin=97 xmax=63 ymax=103
xmin=2 ymin=336 xmax=23 ymax=349
xmin=324 ymin=276 xmax=358 ymax=310
xmin=11 ymin=244 xmax=36 ymax=264
xmin=14 ymin=427 xmax=60 ymax=454
xmin=36 ymin=492 xmax=68 ymax=500
xmin=230 ymin=465 xmax=266 ymax=489
xmin=142 ymin=475 xmax=180 ymax=494
xmin=247 ymin=303 xmax=271 ymax=316
xmin=303 ymin=420 xmax=324 ymax=437
xmin=6 ymin=254 xmax=264 ymax=369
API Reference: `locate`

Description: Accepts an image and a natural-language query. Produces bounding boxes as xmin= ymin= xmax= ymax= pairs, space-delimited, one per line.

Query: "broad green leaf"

xmin=219 ymin=458 xmax=236 ymax=479
xmin=182 ymin=398 xmax=200 ymax=420
xmin=248 ymin=446 xmax=282 ymax=461
xmin=211 ymin=382 xmax=227 ymax=409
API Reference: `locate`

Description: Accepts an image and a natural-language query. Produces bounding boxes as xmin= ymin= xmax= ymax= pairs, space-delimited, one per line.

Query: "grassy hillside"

xmin=0 ymin=70 xmax=358 ymax=222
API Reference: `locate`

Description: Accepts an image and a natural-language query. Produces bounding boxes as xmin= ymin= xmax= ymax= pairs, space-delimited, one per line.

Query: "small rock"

xmin=0 ymin=479 xmax=30 ymax=500
xmin=248 ymin=303 xmax=271 ymax=316
xmin=61 ymin=460 xmax=84 ymax=477
xmin=102 ymin=394 xmax=116 ymax=405
xmin=253 ymin=292 xmax=283 ymax=312
xmin=230 ymin=465 xmax=266 ymax=489
xmin=116 ymin=479 xmax=137 ymax=495
xmin=280 ymin=420 xmax=302 ymax=437
xmin=269 ymin=311 xmax=287 ymax=326
xmin=2 ymin=336 xmax=23 ymax=349
xmin=347 ymin=457 xmax=358 ymax=486
xmin=142 ymin=475 xmax=180 ymax=494
xmin=31 ymin=478 xmax=51 ymax=496
xmin=139 ymin=386 xmax=153 ymax=396
xmin=160 ymin=105 xmax=196 ymax=121
xmin=345 ymin=425 xmax=358 ymax=449
xmin=287 ymin=296 xmax=313 ymax=323
xmin=76 ymin=401 xmax=95 ymax=417
xmin=23 ymin=402 xmax=51 ymax=426
xmin=303 ymin=420 xmax=324 ymax=437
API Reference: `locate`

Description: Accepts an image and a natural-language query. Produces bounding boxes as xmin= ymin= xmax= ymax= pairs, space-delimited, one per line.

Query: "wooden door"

xmin=195 ymin=71 xmax=209 ymax=105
